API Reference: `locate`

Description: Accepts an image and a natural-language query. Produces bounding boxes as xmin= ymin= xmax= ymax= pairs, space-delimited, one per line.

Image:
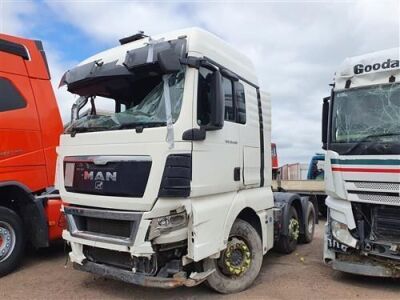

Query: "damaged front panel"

xmin=60 ymin=38 xmax=187 ymax=95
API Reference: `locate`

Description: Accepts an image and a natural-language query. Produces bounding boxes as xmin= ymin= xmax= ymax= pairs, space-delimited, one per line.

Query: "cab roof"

xmin=78 ymin=27 xmax=258 ymax=86
xmin=334 ymin=47 xmax=400 ymax=90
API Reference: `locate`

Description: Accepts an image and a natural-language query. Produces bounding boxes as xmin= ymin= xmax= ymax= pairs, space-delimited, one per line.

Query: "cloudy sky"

xmin=1 ymin=0 xmax=399 ymax=164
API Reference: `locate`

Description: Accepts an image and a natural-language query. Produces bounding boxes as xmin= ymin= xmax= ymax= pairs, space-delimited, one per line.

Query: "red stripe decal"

xmin=332 ymin=167 xmax=400 ymax=173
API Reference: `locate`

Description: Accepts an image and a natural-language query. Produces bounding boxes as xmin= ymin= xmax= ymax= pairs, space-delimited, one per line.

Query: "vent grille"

xmin=346 ymin=181 xmax=400 ymax=205
xmin=373 ymin=207 xmax=400 ymax=241
xmin=355 ymin=193 xmax=400 ymax=205
xmin=351 ymin=181 xmax=400 ymax=191
xmin=86 ymin=218 xmax=132 ymax=238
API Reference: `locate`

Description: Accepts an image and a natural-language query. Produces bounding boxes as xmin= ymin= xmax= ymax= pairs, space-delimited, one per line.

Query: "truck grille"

xmin=64 ymin=206 xmax=142 ymax=245
xmin=352 ymin=181 xmax=400 ymax=191
xmin=83 ymin=246 xmax=157 ymax=275
xmin=86 ymin=217 xmax=131 ymax=238
xmin=345 ymin=180 xmax=400 ymax=206
xmin=372 ymin=206 xmax=400 ymax=241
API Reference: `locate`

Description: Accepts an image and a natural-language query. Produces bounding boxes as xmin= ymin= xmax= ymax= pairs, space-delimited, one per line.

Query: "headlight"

xmin=148 ymin=211 xmax=188 ymax=240
xmin=156 ymin=212 xmax=187 ymax=231
xmin=331 ymin=220 xmax=358 ymax=249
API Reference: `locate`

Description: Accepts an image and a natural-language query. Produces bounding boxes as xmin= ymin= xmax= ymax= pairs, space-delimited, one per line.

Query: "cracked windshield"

xmin=65 ymin=71 xmax=185 ymax=133
xmin=332 ymin=83 xmax=400 ymax=143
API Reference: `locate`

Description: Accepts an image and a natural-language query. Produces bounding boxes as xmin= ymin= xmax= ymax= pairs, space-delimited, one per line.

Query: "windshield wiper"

xmin=69 ymin=126 xmax=111 ymax=137
xmin=116 ymin=121 xmax=167 ymax=130
xmin=343 ymin=132 xmax=400 ymax=155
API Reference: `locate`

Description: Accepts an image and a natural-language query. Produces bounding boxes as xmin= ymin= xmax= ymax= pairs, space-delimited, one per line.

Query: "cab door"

xmin=0 ymin=48 xmax=45 ymax=192
xmin=191 ymin=67 xmax=241 ymax=197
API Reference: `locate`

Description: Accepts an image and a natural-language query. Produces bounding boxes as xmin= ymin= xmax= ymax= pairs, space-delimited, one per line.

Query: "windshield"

xmin=65 ymin=71 xmax=185 ymax=133
xmin=332 ymin=83 xmax=400 ymax=143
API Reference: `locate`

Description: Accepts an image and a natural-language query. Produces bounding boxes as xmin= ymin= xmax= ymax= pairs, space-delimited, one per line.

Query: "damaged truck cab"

xmin=58 ymin=28 xmax=314 ymax=293
xmin=323 ymin=48 xmax=400 ymax=277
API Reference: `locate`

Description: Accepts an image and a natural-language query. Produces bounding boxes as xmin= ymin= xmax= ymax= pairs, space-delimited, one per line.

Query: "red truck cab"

xmin=0 ymin=34 xmax=63 ymax=276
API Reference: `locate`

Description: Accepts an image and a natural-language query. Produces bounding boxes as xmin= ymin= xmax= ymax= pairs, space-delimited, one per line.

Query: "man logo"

xmin=95 ymin=181 xmax=104 ymax=190
xmin=83 ymin=171 xmax=117 ymax=182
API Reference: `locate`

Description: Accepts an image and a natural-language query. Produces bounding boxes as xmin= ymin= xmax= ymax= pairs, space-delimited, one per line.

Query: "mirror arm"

xmin=180 ymin=57 xmax=202 ymax=69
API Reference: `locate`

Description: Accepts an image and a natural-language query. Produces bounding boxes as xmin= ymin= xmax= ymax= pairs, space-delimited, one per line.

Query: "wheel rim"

xmin=0 ymin=221 xmax=16 ymax=262
xmin=288 ymin=218 xmax=300 ymax=241
xmin=218 ymin=237 xmax=252 ymax=277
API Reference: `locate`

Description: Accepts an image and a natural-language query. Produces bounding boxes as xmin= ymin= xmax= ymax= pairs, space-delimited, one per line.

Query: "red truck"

xmin=0 ymin=34 xmax=63 ymax=276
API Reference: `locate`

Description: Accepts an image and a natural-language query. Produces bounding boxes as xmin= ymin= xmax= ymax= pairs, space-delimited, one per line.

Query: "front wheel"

xmin=0 ymin=207 xmax=25 ymax=277
xmin=203 ymin=219 xmax=263 ymax=294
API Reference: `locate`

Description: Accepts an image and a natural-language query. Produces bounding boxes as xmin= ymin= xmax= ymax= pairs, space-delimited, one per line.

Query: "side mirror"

xmin=71 ymin=96 xmax=88 ymax=122
xmin=157 ymin=49 xmax=182 ymax=74
xmin=322 ymin=96 xmax=330 ymax=149
xmin=205 ymin=70 xmax=224 ymax=131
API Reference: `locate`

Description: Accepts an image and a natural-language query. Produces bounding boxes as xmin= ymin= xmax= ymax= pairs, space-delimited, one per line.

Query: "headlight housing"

xmin=148 ymin=211 xmax=188 ymax=240
xmin=331 ymin=220 xmax=358 ymax=249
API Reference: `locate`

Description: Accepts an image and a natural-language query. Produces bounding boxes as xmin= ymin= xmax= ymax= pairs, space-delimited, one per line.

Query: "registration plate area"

xmin=64 ymin=156 xmax=152 ymax=198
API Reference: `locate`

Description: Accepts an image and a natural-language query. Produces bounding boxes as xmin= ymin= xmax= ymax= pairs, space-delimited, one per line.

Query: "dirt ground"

xmin=1 ymin=222 xmax=400 ymax=300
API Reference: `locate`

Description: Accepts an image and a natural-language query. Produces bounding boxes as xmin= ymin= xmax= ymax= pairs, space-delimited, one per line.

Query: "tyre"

xmin=275 ymin=206 xmax=299 ymax=254
xmin=203 ymin=219 xmax=263 ymax=294
xmin=300 ymin=203 xmax=315 ymax=244
xmin=0 ymin=207 xmax=25 ymax=277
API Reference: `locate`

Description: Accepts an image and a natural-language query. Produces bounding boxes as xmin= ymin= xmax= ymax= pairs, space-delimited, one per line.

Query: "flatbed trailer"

xmin=272 ymin=179 xmax=326 ymax=216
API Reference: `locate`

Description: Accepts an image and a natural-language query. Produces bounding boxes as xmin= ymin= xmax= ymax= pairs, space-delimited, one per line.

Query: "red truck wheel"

xmin=0 ymin=207 xmax=25 ymax=277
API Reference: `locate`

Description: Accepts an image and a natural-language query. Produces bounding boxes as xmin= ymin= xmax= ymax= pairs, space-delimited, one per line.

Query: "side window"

xmin=197 ymin=67 xmax=213 ymax=126
xmin=0 ymin=78 xmax=27 ymax=112
xmin=222 ymin=76 xmax=235 ymax=122
xmin=197 ymin=67 xmax=247 ymax=126
xmin=235 ymin=82 xmax=246 ymax=124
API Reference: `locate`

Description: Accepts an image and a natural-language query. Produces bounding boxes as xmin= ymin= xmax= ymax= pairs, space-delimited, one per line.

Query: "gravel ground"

xmin=1 ymin=222 xmax=400 ymax=299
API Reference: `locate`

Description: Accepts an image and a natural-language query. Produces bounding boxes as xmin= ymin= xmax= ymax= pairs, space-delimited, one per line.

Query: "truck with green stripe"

xmin=322 ymin=48 xmax=400 ymax=276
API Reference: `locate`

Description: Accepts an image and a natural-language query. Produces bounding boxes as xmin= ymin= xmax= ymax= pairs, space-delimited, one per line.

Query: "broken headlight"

xmin=331 ymin=220 xmax=358 ymax=249
xmin=148 ymin=211 xmax=188 ymax=240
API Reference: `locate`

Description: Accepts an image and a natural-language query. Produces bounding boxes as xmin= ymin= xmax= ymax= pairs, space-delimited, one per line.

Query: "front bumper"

xmin=332 ymin=254 xmax=400 ymax=277
xmin=63 ymin=205 xmax=154 ymax=260
xmin=324 ymin=202 xmax=400 ymax=278
xmin=74 ymin=261 xmax=213 ymax=288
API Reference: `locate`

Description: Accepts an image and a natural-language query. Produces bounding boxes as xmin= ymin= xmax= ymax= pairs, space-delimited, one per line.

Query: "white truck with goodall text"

xmin=57 ymin=28 xmax=315 ymax=293
xmin=323 ymin=48 xmax=400 ymax=277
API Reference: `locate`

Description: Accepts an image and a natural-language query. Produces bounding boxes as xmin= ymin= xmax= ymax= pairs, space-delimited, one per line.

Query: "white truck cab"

xmin=57 ymin=28 xmax=314 ymax=293
xmin=322 ymin=48 xmax=400 ymax=277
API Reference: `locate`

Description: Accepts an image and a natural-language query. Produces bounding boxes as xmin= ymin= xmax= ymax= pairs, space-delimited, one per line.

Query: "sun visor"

xmin=59 ymin=60 xmax=131 ymax=91
xmin=123 ymin=38 xmax=186 ymax=71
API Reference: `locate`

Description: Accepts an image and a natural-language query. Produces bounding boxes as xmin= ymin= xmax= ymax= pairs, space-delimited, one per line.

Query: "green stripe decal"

xmin=331 ymin=159 xmax=400 ymax=165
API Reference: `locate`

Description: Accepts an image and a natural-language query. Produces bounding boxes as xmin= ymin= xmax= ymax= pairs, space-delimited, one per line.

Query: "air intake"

xmin=159 ymin=154 xmax=192 ymax=198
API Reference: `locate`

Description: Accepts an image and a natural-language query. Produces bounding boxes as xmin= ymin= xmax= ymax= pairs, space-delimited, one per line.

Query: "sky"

xmin=1 ymin=0 xmax=399 ymax=165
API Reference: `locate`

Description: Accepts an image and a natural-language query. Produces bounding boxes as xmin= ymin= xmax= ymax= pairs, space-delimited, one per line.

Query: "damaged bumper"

xmin=74 ymin=261 xmax=214 ymax=288
xmin=333 ymin=254 xmax=400 ymax=277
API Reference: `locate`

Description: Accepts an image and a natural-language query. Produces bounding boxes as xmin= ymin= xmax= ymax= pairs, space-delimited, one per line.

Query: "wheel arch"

xmin=0 ymin=181 xmax=48 ymax=248
xmin=273 ymin=192 xmax=308 ymax=236
xmin=236 ymin=207 xmax=262 ymax=239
